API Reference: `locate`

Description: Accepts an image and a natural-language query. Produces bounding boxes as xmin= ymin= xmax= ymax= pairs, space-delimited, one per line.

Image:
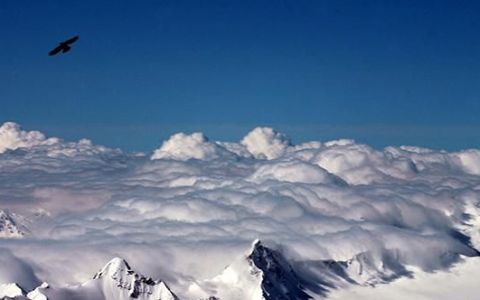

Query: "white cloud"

xmin=1 ymin=122 xmax=480 ymax=299
xmin=0 ymin=122 xmax=58 ymax=154
xmin=305 ymin=142 xmax=418 ymax=184
xmin=249 ymin=159 xmax=345 ymax=185
xmin=0 ymin=249 xmax=40 ymax=291
xmin=151 ymin=132 xmax=235 ymax=161
xmin=241 ymin=127 xmax=291 ymax=159
xmin=454 ymin=149 xmax=480 ymax=175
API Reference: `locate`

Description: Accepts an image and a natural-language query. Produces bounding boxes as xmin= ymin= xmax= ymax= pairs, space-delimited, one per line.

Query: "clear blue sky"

xmin=1 ymin=0 xmax=479 ymax=151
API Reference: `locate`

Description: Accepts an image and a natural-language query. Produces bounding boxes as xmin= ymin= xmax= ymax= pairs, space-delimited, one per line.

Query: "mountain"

xmin=0 ymin=241 xmax=416 ymax=300
xmin=248 ymin=240 xmax=311 ymax=300
xmin=0 ymin=283 xmax=25 ymax=299
xmin=188 ymin=240 xmax=311 ymax=300
xmin=90 ymin=257 xmax=177 ymax=300
xmin=341 ymin=251 xmax=409 ymax=285
xmin=25 ymin=282 xmax=48 ymax=300
xmin=0 ymin=210 xmax=28 ymax=238
xmin=0 ymin=258 xmax=177 ymax=300
xmin=328 ymin=256 xmax=480 ymax=300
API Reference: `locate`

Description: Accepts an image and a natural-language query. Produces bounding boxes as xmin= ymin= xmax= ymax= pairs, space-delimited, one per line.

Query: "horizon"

xmin=1 ymin=0 xmax=480 ymax=151
xmin=3 ymin=121 xmax=480 ymax=152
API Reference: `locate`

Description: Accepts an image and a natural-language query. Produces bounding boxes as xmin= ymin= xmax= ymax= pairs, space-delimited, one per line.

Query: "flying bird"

xmin=48 ymin=35 xmax=79 ymax=56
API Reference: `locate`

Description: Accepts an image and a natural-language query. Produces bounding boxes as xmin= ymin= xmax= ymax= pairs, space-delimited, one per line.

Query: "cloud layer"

xmin=0 ymin=122 xmax=479 ymax=298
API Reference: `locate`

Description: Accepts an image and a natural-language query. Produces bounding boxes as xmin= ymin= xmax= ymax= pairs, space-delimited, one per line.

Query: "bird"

xmin=48 ymin=36 xmax=79 ymax=56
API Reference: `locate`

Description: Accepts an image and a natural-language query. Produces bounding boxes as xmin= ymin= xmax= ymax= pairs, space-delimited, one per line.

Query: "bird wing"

xmin=62 ymin=45 xmax=71 ymax=53
xmin=48 ymin=45 xmax=64 ymax=56
xmin=63 ymin=36 xmax=79 ymax=45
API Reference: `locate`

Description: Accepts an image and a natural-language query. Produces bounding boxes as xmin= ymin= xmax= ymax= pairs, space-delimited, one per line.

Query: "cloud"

xmin=0 ymin=248 xmax=40 ymax=291
xmin=0 ymin=122 xmax=58 ymax=154
xmin=453 ymin=149 xmax=480 ymax=175
xmin=249 ymin=159 xmax=345 ymax=185
xmin=241 ymin=127 xmax=291 ymax=159
xmin=151 ymin=132 xmax=235 ymax=161
xmin=0 ymin=122 xmax=480 ymax=299
xmin=302 ymin=141 xmax=418 ymax=185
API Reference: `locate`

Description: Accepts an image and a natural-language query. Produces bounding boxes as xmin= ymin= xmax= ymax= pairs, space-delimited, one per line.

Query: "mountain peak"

xmin=202 ymin=240 xmax=311 ymax=300
xmin=249 ymin=239 xmax=263 ymax=254
xmin=0 ymin=209 xmax=28 ymax=238
xmin=0 ymin=282 xmax=25 ymax=299
xmin=93 ymin=257 xmax=132 ymax=280
xmin=92 ymin=257 xmax=177 ymax=300
xmin=247 ymin=240 xmax=311 ymax=300
xmin=0 ymin=258 xmax=177 ymax=300
xmin=26 ymin=282 xmax=49 ymax=300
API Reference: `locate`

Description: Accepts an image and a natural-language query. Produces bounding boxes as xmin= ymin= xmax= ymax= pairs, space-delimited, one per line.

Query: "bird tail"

xmin=62 ymin=45 xmax=71 ymax=53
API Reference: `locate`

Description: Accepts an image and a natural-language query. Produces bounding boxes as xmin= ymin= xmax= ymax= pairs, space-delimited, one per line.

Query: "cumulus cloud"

xmin=249 ymin=159 xmax=345 ymax=185
xmin=241 ymin=127 xmax=291 ymax=159
xmin=307 ymin=141 xmax=418 ymax=184
xmin=0 ymin=122 xmax=58 ymax=154
xmin=1 ymin=122 xmax=480 ymax=299
xmin=453 ymin=149 xmax=480 ymax=175
xmin=151 ymin=132 xmax=235 ymax=161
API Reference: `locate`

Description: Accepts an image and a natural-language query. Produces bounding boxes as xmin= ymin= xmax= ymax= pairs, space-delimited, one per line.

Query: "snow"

xmin=186 ymin=240 xmax=310 ymax=300
xmin=89 ymin=257 xmax=177 ymax=300
xmin=328 ymin=256 xmax=480 ymax=300
xmin=29 ymin=258 xmax=177 ymax=300
xmin=207 ymin=249 xmax=264 ymax=300
xmin=89 ymin=257 xmax=175 ymax=300
xmin=27 ymin=282 xmax=49 ymax=300
xmin=0 ymin=258 xmax=176 ymax=300
xmin=0 ymin=283 xmax=25 ymax=298
xmin=0 ymin=210 xmax=27 ymax=238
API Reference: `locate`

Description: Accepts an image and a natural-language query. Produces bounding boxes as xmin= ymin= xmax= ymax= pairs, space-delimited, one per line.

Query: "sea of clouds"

xmin=1 ymin=122 xmax=480 ymax=295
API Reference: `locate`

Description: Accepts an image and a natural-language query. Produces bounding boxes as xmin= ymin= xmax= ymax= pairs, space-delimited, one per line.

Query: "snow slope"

xmin=187 ymin=240 xmax=311 ymax=300
xmin=329 ymin=256 xmax=480 ymax=300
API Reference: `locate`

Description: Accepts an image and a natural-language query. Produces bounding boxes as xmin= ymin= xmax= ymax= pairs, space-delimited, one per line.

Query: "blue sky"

xmin=1 ymin=0 xmax=479 ymax=151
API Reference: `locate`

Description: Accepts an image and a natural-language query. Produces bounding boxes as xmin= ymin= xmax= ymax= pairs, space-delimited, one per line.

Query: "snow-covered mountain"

xmin=0 ymin=283 xmax=25 ymax=299
xmin=1 ymin=258 xmax=177 ymax=300
xmin=186 ymin=240 xmax=311 ymax=300
xmin=247 ymin=240 xmax=311 ymax=300
xmin=0 ymin=210 xmax=28 ymax=238
xmin=26 ymin=282 xmax=48 ymax=300
xmin=328 ymin=256 xmax=480 ymax=300
xmin=1 ymin=241 xmax=314 ymax=300
xmin=1 ymin=239 xmax=479 ymax=300
xmin=90 ymin=257 xmax=177 ymax=300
